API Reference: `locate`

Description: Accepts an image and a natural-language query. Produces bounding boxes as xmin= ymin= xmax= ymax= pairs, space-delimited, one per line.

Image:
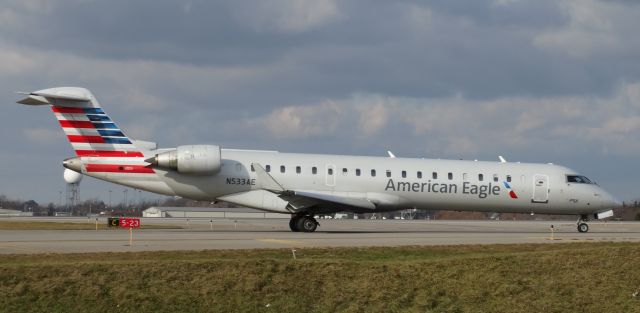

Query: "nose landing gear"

xmin=289 ymin=214 xmax=319 ymax=232
xmin=577 ymin=214 xmax=589 ymax=233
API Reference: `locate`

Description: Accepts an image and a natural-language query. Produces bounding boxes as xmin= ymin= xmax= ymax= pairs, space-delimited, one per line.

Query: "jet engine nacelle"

xmin=152 ymin=145 xmax=222 ymax=175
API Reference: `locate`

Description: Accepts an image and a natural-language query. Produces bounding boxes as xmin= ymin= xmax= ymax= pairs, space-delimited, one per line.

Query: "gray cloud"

xmin=1 ymin=0 xmax=640 ymax=202
xmin=243 ymin=82 xmax=640 ymax=156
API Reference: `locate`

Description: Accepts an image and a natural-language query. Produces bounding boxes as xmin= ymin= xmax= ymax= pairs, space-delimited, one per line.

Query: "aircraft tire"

xmin=296 ymin=216 xmax=318 ymax=233
xmin=289 ymin=217 xmax=300 ymax=232
xmin=577 ymin=223 xmax=589 ymax=233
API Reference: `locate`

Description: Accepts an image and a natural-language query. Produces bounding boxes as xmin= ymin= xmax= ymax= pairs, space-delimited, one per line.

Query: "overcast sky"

xmin=1 ymin=0 xmax=640 ymax=205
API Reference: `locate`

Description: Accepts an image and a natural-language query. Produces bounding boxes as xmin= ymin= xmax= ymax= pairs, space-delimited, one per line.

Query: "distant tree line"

xmin=0 ymin=194 xmax=240 ymax=217
xmin=618 ymin=200 xmax=640 ymax=220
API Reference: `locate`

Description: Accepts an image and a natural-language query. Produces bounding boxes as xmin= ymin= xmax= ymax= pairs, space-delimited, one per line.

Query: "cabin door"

xmin=532 ymin=174 xmax=549 ymax=203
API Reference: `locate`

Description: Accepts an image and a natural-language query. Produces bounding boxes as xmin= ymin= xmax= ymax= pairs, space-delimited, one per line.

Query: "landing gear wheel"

xmin=295 ymin=216 xmax=318 ymax=233
xmin=289 ymin=216 xmax=301 ymax=232
xmin=577 ymin=223 xmax=589 ymax=233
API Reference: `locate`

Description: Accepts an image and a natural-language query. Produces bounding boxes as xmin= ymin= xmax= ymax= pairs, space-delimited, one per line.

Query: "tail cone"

xmin=63 ymin=157 xmax=83 ymax=172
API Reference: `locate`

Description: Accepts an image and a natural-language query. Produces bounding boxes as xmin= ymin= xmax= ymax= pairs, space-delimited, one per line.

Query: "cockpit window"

xmin=566 ymin=175 xmax=594 ymax=184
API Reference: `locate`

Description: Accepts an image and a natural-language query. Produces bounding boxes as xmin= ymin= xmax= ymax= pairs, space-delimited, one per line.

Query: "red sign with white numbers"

xmin=119 ymin=218 xmax=141 ymax=228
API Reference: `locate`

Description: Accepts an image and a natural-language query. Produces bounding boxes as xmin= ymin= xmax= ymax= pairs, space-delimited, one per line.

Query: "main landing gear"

xmin=289 ymin=214 xmax=319 ymax=233
xmin=577 ymin=214 xmax=589 ymax=233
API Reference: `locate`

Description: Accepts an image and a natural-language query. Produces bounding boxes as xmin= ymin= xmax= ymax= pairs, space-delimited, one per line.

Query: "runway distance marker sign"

xmin=119 ymin=218 xmax=141 ymax=229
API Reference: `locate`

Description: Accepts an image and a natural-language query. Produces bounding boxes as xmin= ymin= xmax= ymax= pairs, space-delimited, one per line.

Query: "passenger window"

xmin=250 ymin=164 xmax=255 ymax=172
xmin=432 ymin=172 xmax=438 ymax=179
xmin=478 ymin=174 xmax=484 ymax=181
xmin=386 ymin=170 xmax=392 ymax=178
xmin=356 ymin=169 xmax=361 ymax=176
xmin=312 ymin=167 xmax=317 ymax=175
xmin=506 ymin=175 xmax=512 ymax=182
xmin=448 ymin=172 xmax=453 ymax=180
xmin=417 ymin=171 xmax=422 ymax=179
xmin=342 ymin=168 xmax=348 ymax=175
xmin=401 ymin=170 xmax=407 ymax=178
xmin=280 ymin=165 xmax=285 ymax=173
xmin=296 ymin=166 xmax=301 ymax=174
xmin=266 ymin=165 xmax=271 ymax=172
xmin=328 ymin=168 xmax=333 ymax=175
xmin=371 ymin=169 xmax=376 ymax=177
xmin=493 ymin=174 xmax=499 ymax=182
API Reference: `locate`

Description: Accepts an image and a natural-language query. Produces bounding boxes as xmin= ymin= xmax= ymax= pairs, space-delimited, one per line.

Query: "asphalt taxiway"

xmin=1 ymin=218 xmax=639 ymax=254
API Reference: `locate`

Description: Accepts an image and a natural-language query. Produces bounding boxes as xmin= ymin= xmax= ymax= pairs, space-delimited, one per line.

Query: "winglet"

xmin=252 ymin=163 xmax=285 ymax=193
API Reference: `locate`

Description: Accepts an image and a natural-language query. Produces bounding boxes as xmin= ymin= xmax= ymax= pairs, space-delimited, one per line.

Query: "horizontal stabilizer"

xmin=28 ymin=91 xmax=90 ymax=102
xmin=16 ymin=88 xmax=91 ymax=106
xmin=16 ymin=94 xmax=49 ymax=105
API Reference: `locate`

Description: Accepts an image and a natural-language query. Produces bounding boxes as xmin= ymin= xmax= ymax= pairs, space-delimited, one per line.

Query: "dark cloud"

xmin=4 ymin=0 xmax=637 ymax=99
xmin=1 ymin=0 xmax=640 ymax=202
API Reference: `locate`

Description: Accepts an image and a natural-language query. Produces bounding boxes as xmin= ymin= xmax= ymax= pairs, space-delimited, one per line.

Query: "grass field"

xmin=0 ymin=220 xmax=181 ymax=230
xmin=1 ymin=243 xmax=639 ymax=312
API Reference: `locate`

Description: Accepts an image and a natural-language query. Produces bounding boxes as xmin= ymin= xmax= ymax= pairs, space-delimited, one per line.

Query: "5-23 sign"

xmin=119 ymin=218 xmax=141 ymax=229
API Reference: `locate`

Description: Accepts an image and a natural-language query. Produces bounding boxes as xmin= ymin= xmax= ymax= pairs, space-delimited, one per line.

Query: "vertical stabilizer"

xmin=18 ymin=87 xmax=155 ymax=175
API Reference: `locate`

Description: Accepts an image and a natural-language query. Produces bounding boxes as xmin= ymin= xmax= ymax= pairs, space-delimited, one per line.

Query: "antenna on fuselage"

xmin=498 ymin=156 xmax=507 ymax=163
xmin=387 ymin=151 xmax=396 ymax=158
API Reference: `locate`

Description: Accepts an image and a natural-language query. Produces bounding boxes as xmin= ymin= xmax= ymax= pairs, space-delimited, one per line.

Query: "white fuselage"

xmin=83 ymin=149 xmax=619 ymax=216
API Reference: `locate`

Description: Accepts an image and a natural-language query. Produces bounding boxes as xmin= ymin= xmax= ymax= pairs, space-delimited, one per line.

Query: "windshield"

xmin=566 ymin=175 xmax=594 ymax=184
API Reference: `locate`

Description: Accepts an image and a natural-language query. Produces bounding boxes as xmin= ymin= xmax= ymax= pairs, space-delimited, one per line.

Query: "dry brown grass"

xmin=1 ymin=243 xmax=639 ymax=313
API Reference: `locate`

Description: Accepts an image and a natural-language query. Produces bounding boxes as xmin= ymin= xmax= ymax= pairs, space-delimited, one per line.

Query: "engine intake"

xmin=150 ymin=145 xmax=221 ymax=175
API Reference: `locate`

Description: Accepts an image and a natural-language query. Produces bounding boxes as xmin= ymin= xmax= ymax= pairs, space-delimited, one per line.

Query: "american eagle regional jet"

xmin=18 ymin=87 xmax=621 ymax=233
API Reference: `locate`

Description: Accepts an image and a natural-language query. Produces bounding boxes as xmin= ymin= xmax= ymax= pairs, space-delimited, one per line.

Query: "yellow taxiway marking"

xmin=256 ymin=238 xmax=305 ymax=246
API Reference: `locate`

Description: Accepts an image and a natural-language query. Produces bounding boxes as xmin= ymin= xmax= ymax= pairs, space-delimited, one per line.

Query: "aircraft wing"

xmin=286 ymin=190 xmax=375 ymax=210
xmin=252 ymin=163 xmax=376 ymax=211
xmin=253 ymin=162 xmax=285 ymax=192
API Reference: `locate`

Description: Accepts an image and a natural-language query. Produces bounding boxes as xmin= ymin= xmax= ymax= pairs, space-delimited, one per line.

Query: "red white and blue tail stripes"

xmin=52 ymin=106 xmax=154 ymax=174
